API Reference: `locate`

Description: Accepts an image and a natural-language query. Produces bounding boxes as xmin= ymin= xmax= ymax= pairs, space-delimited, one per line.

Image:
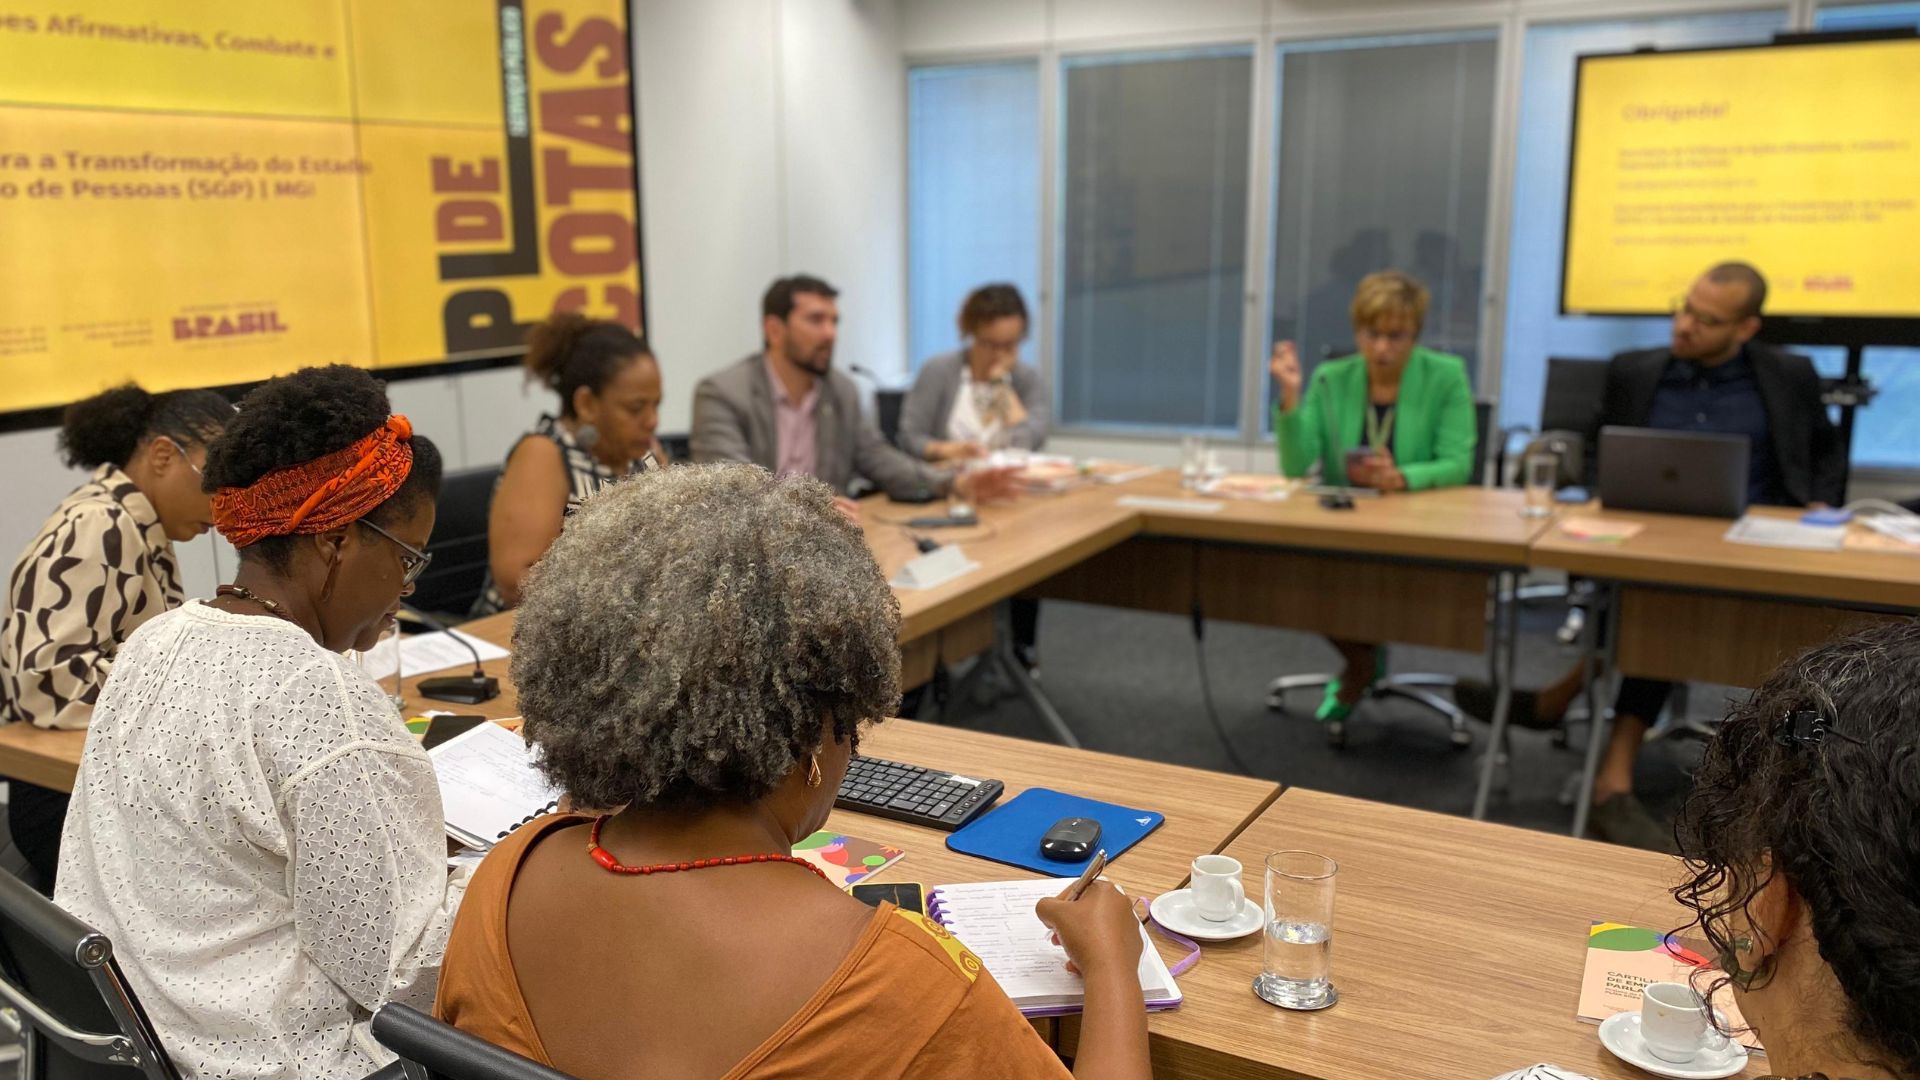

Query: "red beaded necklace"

xmin=586 ymin=815 xmax=832 ymax=882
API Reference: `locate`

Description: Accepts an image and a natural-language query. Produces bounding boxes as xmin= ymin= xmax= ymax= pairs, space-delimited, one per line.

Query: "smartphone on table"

xmin=849 ymin=881 xmax=926 ymax=914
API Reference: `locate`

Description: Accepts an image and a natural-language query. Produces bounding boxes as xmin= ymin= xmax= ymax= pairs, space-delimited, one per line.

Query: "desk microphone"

xmin=399 ymin=603 xmax=501 ymax=705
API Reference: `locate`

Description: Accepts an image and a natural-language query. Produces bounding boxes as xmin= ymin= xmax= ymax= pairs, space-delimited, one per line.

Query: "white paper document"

xmin=427 ymin=722 xmax=561 ymax=851
xmin=355 ymin=629 xmax=511 ymax=681
xmin=891 ymin=545 xmax=980 ymax=590
xmin=1116 ymin=495 xmax=1223 ymax=514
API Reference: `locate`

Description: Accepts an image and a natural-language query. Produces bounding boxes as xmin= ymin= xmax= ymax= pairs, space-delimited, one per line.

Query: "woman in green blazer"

xmin=1270 ymin=270 xmax=1477 ymax=727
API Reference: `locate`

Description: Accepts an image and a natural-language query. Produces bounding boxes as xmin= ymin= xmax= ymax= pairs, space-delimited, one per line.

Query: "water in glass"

xmin=1255 ymin=918 xmax=1332 ymax=1007
xmin=1253 ymin=850 xmax=1337 ymax=1010
xmin=1522 ymin=451 xmax=1557 ymax=518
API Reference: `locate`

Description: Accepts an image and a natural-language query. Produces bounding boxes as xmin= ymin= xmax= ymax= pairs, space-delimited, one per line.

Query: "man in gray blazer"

xmin=692 ymin=275 xmax=1011 ymax=504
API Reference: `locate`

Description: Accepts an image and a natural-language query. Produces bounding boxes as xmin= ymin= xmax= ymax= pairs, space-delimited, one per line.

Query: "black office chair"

xmin=1499 ymin=357 xmax=1610 ymax=641
xmin=1264 ymin=400 xmax=1497 ymax=749
xmin=408 ymin=465 xmax=502 ymax=620
xmin=875 ymin=389 xmax=906 ymax=447
xmin=367 ymin=1004 xmax=576 ymax=1080
xmin=656 ymin=432 xmax=690 ymax=463
xmin=1495 ymin=357 xmax=1607 ymax=487
xmin=0 ymin=867 xmax=177 ymax=1080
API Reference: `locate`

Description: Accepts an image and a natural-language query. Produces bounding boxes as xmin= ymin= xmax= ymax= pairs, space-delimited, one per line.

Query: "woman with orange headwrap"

xmin=55 ymin=366 xmax=464 ymax=1080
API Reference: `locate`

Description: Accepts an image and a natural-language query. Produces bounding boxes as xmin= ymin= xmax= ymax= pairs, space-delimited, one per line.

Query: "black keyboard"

xmin=835 ymin=755 xmax=1005 ymax=830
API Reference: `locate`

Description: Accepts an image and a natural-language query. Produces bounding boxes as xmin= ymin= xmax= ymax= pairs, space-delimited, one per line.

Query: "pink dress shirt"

xmin=767 ymin=356 xmax=820 ymax=479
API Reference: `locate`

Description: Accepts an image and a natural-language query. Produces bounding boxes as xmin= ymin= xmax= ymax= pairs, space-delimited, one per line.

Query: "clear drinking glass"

xmin=1253 ymin=850 xmax=1338 ymax=1010
xmin=1522 ymin=451 xmax=1558 ymax=518
xmin=1180 ymin=435 xmax=1207 ymax=490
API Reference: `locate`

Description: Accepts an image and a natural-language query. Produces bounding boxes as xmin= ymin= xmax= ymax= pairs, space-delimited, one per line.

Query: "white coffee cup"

xmin=1189 ymin=854 xmax=1246 ymax=922
xmin=1640 ymin=981 xmax=1728 ymax=1064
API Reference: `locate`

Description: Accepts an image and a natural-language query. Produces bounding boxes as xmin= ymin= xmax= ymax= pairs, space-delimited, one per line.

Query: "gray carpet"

xmin=927 ymin=595 xmax=1740 ymax=839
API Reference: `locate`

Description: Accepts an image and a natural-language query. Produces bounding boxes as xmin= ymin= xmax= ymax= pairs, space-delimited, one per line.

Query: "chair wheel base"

xmin=1449 ymin=728 xmax=1473 ymax=749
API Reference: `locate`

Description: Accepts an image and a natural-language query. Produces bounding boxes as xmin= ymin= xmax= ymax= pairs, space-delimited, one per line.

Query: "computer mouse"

xmin=1040 ymin=817 xmax=1102 ymax=862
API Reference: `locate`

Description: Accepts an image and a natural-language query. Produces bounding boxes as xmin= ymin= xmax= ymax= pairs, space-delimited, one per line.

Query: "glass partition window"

xmin=1814 ymin=2 xmax=1920 ymax=30
xmin=1268 ymin=32 xmax=1498 ymax=422
xmin=907 ymin=62 xmax=1042 ymax=375
xmin=1056 ymin=47 xmax=1253 ymax=431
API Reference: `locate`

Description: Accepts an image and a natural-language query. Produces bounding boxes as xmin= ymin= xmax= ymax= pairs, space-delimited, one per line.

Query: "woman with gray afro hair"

xmin=513 ymin=461 xmax=902 ymax=809
xmin=436 ymin=464 xmax=1151 ymax=1080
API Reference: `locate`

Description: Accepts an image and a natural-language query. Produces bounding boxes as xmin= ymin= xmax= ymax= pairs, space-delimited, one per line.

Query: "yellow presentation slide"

xmin=1564 ymin=39 xmax=1920 ymax=318
xmin=0 ymin=0 xmax=641 ymax=415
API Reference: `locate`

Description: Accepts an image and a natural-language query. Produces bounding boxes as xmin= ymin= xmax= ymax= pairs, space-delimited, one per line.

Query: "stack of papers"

xmin=991 ymin=454 xmax=1158 ymax=492
xmin=1557 ymin=517 xmax=1644 ymax=544
xmin=1724 ymin=515 xmax=1847 ymax=552
xmin=1199 ymin=473 xmax=1297 ymax=501
xmin=1860 ymin=513 xmax=1920 ymax=550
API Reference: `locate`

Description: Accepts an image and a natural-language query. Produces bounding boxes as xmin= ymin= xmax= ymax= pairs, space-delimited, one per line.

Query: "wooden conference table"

xmin=0 ymin=609 xmax=1756 ymax=1079
xmin=1530 ymin=503 xmax=1920 ymax=835
xmin=3 ymin=470 xmax=1909 ymax=816
xmin=870 ymin=471 xmax=1544 ymax=690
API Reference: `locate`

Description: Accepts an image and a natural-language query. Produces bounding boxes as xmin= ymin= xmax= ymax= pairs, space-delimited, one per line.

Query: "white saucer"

xmin=1598 ymin=1012 xmax=1748 ymax=1079
xmin=1149 ymin=889 xmax=1262 ymax=940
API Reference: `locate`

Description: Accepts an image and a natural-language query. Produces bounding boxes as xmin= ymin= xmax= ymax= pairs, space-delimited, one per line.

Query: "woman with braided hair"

xmin=1672 ymin=618 xmax=1920 ymax=1080
xmin=55 ymin=365 xmax=464 ymax=1080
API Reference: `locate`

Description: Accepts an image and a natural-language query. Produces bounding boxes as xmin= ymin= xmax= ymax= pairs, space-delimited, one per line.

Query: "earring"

xmin=319 ymin=550 xmax=341 ymax=604
xmin=1717 ymin=935 xmax=1778 ymax=990
xmin=806 ymin=754 xmax=823 ymax=789
xmin=574 ymin=422 xmax=600 ymax=452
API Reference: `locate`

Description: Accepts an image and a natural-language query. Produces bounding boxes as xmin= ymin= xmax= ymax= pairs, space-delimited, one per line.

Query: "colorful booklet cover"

xmin=1576 ymin=921 xmax=1764 ymax=1053
xmin=793 ymin=831 xmax=906 ymax=888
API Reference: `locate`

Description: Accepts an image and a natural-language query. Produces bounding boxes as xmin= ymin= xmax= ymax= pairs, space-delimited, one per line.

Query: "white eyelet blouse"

xmin=55 ymin=601 xmax=470 ymax=1080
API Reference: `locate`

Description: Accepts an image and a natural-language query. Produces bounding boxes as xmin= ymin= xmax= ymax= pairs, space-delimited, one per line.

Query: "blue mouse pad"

xmin=945 ymin=788 xmax=1165 ymax=876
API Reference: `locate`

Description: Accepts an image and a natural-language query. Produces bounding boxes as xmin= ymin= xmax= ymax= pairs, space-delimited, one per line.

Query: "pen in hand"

xmin=1062 ymin=849 xmax=1109 ymax=901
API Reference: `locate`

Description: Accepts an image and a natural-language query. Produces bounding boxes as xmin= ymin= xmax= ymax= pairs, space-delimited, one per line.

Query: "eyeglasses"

xmin=162 ymin=437 xmax=203 ymax=477
xmin=358 ymin=518 xmax=433 ymax=587
xmin=1671 ymin=297 xmax=1735 ymax=330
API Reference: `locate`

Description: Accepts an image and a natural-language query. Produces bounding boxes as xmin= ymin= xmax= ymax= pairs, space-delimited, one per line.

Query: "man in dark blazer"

xmin=1598 ymin=263 xmax=1845 ymax=508
xmin=1588 ymin=261 xmax=1846 ymax=848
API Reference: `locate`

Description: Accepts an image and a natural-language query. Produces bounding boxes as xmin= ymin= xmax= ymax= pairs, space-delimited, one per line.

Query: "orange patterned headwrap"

xmin=212 ymin=415 xmax=415 ymax=548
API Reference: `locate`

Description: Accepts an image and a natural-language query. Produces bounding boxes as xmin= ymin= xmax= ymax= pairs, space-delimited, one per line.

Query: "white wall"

xmin=0 ymin=0 xmax=909 ymax=590
xmin=779 ymin=0 xmax=910 ymax=381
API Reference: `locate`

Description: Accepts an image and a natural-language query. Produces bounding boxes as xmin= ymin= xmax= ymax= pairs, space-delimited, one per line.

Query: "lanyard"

xmin=1365 ymin=403 xmax=1396 ymax=452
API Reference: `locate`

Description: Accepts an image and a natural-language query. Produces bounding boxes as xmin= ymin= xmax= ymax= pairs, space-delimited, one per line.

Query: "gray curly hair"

xmin=510 ymin=463 xmax=901 ymax=810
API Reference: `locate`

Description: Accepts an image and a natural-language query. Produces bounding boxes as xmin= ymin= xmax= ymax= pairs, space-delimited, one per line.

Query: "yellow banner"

xmin=0 ymin=0 xmax=641 ymax=413
xmin=1565 ymin=40 xmax=1920 ymax=318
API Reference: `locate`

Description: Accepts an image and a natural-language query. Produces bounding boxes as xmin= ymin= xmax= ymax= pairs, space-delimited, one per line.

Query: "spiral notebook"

xmin=426 ymin=721 xmax=561 ymax=850
xmin=928 ymin=878 xmax=1183 ymax=1017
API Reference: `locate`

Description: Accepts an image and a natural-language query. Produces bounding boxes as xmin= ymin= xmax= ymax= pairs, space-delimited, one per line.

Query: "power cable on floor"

xmin=1188 ymin=545 xmax=1255 ymax=777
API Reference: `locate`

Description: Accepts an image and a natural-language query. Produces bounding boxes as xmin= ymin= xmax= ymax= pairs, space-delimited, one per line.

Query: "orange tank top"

xmin=435 ymin=814 xmax=1071 ymax=1080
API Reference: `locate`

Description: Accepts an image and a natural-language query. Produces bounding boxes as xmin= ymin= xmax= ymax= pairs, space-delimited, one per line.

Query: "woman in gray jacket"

xmin=898 ymin=284 xmax=1049 ymax=462
xmin=900 ymin=284 xmax=1049 ymax=670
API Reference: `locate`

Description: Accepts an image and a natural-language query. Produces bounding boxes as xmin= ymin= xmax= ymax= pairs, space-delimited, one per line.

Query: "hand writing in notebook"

xmin=1035 ymin=880 xmax=1154 ymax=1080
xmin=1036 ymin=881 xmax=1142 ymax=979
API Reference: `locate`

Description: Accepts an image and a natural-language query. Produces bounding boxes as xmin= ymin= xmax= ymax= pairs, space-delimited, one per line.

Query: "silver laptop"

xmin=1597 ymin=426 xmax=1751 ymax=518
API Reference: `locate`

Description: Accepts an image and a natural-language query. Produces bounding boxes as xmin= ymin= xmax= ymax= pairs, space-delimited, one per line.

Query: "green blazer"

xmin=1273 ymin=346 xmax=1477 ymax=490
